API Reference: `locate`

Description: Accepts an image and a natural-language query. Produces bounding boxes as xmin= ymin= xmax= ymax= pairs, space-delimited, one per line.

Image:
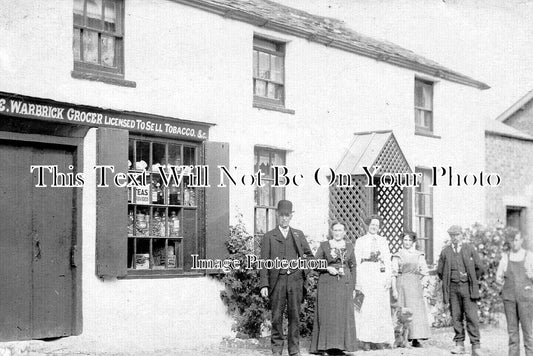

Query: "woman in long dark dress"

xmin=310 ymin=221 xmax=357 ymax=355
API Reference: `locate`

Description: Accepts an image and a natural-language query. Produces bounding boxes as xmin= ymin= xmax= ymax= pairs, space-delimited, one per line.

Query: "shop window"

xmin=127 ymin=138 xmax=198 ymax=272
xmin=254 ymin=147 xmax=286 ymax=238
xmin=73 ymin=0 xmax=124 ymax=77
xmin=253 ymin=36 xmax=286 ymax=108
xmin=415 ymin=167 xmax=433 ymax=264
xmin=415 ymin=78 xmax=434 ymax=134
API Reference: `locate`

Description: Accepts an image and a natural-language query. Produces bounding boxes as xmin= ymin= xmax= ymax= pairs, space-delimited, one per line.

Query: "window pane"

xmin=253 ymin=50 xmax=258 ymax=77
xmin=255 ymin=208 xmax=267 ymax=235
xmin=86 ymin=0 xmax=103 ymax=29
xmin=73 ymin=28 xmax=81 ymax=61
xmin=257 ymin=182 xmax=272 ymax=206
xmin=415 ymin=84 xmax=424 ymax=107
xmin=168 ymin=144 xmax=181 ymax=167
xmin=73 ymin=0 xmax=84 ymax=26
xmin=104 ymin=0 xmax=116 ymax=32
xmin=267 ymin=83 xmax=282 ymax=100
xmin=82 ymin=30 xmax=99 ymax=64
xmin=184 ymin=147 xmax=195 ymax=166
xmin=415 ymin=109 xmax=423 ymax=126
xmin=254 ymin=80 xmax=266 ymax=97
xmin=424 ymin=195 xmax=432 ymax=216
xmin=101 ymin=35 xmax=115 ymax=67
xmin=152 ymin=143 xmax=165 ymax=171
xmin=423 ymin=84 xmax=433 ymax=109
xmin=416 ymin=193 xmax=425 ymax=215
xmin=424 ymin=111 xmax=433 ymax=129
xmin=257 ymin=150 xmax=271 ymax=177
xmin=273 ymin=151 xmax=284 ymax=166
xmin=128 ymin=140 xmax=134 ymax=169
xmin=258 ymin=52 xmax=270 ymax=80
xmin=272 ymin=186 xmax=284 ymax=206
xmin=271 ymin=55 xmax=283 ymax=83
xmin=267 ymin=83 xmax=277 ymax=99
xmin=268 ymin=209 xmax=276 ymax=231
xmin=135 ymin=141 xmax=150 ymax=169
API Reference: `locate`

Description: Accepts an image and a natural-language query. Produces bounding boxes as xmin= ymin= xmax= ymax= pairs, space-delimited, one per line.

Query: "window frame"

xmin=127 ymin=135 xmax=201 ymax=277
xmin=254 ymin=147 xmax=286 ymax=239
xmin=253 ymin=36 xmax=286 ymax=108
xmin=414 ymin=78 xmax=434 ymax=134
xmin=73 ymin=0 xmax=125 ymax=78
xmin=415 ymin=167 xmax=434 ymax=264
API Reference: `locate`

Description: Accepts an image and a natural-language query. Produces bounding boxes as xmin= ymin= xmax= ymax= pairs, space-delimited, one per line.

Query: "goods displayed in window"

xmin=127 ymin=138 xmax=198 ymax=271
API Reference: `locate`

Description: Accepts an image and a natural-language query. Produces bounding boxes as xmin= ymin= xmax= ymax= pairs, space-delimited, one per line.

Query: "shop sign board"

xmin=0 ymin=92 xmax=211 ymax=141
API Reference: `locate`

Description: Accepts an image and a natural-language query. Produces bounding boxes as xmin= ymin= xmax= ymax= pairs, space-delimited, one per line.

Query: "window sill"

xmin=118 ymin=270 xmax=205 ymax=279
xmin=253 ymin=100 xmax=295 ymax=115
xmin=415 ymin=130 xmax=441 ymax=139
xmin=71 ymin=70 xmax=137 ymax=88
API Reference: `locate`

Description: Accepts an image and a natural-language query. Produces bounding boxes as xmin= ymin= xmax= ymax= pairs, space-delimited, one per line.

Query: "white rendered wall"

xmin=1 ymin=0 xmax=486 ymax=344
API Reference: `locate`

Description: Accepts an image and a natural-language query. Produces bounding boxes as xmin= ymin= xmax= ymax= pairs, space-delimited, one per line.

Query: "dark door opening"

xmin=0 ymin=140 xmax=77 ymax=341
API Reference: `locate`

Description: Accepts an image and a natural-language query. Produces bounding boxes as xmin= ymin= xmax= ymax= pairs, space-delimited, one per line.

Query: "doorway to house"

xmin=0 ymin=139 xmax=79 ymax=341
xmin=506 ymin=206 xmax=526 ymax=236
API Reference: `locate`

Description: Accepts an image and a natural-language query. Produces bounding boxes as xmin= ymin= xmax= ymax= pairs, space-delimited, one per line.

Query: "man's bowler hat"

xmin=277 ymin=200 xmax=293 ymax=215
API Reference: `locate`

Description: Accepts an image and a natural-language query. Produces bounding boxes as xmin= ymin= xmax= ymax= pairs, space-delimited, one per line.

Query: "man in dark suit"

xmin=260 ymin=200 xmax=313 ymax=356
xmin=437 ymin=225 xmax=486 ymax=356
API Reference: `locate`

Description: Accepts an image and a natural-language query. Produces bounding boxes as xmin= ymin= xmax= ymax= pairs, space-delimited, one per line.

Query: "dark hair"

xmin=330 ymin=221 xmax=345 ymax=230
xmin=364 ymin=214 xmax=382 ymax=226
xmin=403 ymin=231 xmax=417 ymax=242
xmin=503 ymin=228 xmax=522 ymax=252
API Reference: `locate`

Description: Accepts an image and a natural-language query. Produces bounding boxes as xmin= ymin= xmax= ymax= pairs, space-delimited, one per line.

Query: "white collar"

xmin=329 ymin=239 xmax=346 ymax=249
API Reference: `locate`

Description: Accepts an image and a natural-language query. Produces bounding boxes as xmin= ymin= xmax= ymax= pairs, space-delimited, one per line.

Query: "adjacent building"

xmin=486 ymin=90 xmax=533 ymax=246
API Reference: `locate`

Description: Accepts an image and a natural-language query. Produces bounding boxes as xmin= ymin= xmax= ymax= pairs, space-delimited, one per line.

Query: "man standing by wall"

xmin=260 ymin=200 xmax=313 ymax=356
xmin=437 ymin=225 xmax=486 ymax=356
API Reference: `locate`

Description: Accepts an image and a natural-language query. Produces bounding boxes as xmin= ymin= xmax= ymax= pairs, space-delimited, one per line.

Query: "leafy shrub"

xmin=424 ymin=275 xmax=452 ymax=327
xmin=217 ymin=215 xmax=320 ymax=338
xmin=464 ymin=224 xmax=514 ymax=325
xmin=300 ymin=272 xmax=318 ymax=337
xmin=218 ymin=216 xmax=270 ymax=338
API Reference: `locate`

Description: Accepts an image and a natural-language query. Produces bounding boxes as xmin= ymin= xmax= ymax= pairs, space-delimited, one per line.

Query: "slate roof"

xmin=485 ymin=118 xmax=533 ymax=141
xmin=496 ymin=89 xmax=533 ymax=122
xmin=336 ymin=131 xmax=412 ymax=175
xmin=173 ymin=0 xmax=490 ymax=90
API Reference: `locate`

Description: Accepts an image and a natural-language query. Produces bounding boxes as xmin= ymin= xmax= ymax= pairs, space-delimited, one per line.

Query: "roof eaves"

xmin=496 ymin=89 xmax=533 ymax=122
xmin=485 ymin=129 xmax=533 ymax=142
xmin=171 ymin=0 xmax=490 ymax=91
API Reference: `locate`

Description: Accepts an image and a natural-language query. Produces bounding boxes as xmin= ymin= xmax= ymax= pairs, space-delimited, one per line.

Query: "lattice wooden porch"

xmin=329 ymin=131 xmax=412 ymax=253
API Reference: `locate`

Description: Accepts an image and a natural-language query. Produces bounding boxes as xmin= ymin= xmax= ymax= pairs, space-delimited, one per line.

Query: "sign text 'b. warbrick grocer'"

xmin=0 ymin=92 xmax=210 ymax=141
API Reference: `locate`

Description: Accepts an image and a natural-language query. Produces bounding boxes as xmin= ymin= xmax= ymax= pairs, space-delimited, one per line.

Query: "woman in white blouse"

xmin=354 ymin=214 xmax=395 ymax=349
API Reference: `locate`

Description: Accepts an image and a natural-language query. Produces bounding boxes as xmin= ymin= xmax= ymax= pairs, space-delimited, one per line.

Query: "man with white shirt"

xmin=496 ymin=231 xmax=533 ymax=356
xmin=437 ymin=225 xmax=485 ymax=356
xmin=259 ymin=200 xmax=313 ymax=356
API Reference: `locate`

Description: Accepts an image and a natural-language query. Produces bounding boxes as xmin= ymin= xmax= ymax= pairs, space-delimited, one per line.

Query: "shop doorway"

xmin=0 ymin=138 xmax=79 ymax=341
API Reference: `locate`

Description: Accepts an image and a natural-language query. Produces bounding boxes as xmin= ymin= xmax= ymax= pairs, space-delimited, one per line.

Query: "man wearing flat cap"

xmin=437 ymin=225 xmax=486 ymax=356
xmin=260 ymin=199 xmax=312 ymax=356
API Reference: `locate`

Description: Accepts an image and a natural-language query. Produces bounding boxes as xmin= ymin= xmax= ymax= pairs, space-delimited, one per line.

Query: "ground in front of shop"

xmin=0 ymin=324 xmax=518 ymax=356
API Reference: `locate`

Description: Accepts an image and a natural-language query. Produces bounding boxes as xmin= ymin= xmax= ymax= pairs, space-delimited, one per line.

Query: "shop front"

xmin=0 ymin=91 xmax=230 ymax=342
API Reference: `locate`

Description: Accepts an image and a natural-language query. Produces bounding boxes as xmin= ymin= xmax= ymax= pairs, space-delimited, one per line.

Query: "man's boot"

xmin=471 ymin=345 xmax=485 ymax=356
xmin=450 ymin=342 xmax=466 ymax=354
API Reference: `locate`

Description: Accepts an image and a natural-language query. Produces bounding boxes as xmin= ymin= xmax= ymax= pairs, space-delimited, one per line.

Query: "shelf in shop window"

xmin=127 ymin=235 xmax=183 ymax=239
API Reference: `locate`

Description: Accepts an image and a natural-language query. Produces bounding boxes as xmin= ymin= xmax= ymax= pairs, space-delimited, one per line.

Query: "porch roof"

xmin=336 ymin=130 xmax=411 ymax=175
